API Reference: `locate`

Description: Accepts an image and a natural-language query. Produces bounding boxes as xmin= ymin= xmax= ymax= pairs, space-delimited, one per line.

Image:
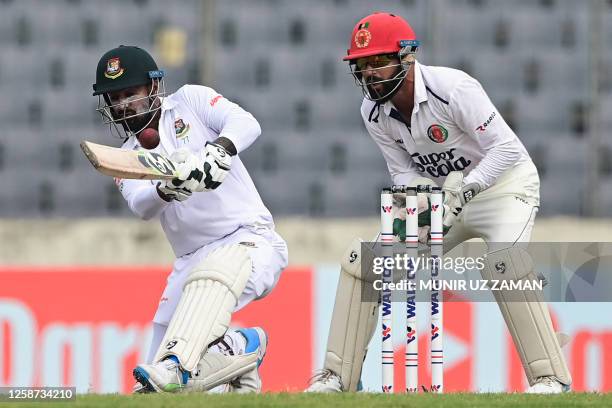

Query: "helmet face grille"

xmin=96 ymin=77 xmax=166 ymax=140
xmin=349 ymin=50 xmax=417 ymax=103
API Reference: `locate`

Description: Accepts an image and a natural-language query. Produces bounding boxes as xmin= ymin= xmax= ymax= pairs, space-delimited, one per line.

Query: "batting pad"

xmin=323 ymin=238 xmax=379 ymax=391
xmin=154 ymin=244 xmax=252 ymax=372
xmin=481 ymin=246 xmax=572 ymax=386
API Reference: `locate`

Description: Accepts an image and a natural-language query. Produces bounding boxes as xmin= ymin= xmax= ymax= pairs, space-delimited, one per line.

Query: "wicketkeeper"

xmin=307 ymin=12 xmax=571 ymax=394
xmin=92 ymin=45 xmax=288 ymax=393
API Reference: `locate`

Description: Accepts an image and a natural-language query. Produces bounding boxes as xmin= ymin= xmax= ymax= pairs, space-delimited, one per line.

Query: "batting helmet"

xmin=93 ymin=45 xmax=164 ymax=96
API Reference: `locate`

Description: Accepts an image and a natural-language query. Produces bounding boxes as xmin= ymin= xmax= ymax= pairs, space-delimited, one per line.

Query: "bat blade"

xmin=80 ymin=140 xmax=178 ymax=180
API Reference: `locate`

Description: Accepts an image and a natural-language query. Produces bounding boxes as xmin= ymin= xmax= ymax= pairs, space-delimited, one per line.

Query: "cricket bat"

xmin=80 ymin=140 xmax=178 ymax=180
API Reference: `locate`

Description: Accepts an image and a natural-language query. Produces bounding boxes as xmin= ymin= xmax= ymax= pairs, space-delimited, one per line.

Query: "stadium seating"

xmin=0 ymin=0 xmax=604 ymax=217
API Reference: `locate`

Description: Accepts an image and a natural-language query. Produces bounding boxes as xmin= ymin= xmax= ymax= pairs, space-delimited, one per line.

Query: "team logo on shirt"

xmin=355 ymin=22 xmax=372 ymax=48
xmin=104 ymin=57 xmax=125 ymax=79
xmin=427 ymin=124 xmax=448 ymax=143
xmin=174 ymin=118 xmax=190 ymax=140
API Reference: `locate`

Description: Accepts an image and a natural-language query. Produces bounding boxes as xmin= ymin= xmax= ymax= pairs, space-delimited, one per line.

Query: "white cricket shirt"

xmin=116 ymin=85 xmax=274 ymax=257
xmin=361 ymin=61 xmax=533 ymax=190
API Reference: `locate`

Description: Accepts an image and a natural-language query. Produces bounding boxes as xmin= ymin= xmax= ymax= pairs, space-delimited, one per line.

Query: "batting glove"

xmin=196 ymin=142 xmax=232 ymax=192
xmin=156 ymin=148 xmax=203 ymax=202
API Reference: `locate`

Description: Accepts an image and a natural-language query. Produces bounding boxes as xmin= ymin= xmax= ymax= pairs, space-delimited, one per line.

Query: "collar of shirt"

xmin=157 ymin=95 xmax=180 ymax=152
xmin=381 ymin=60 xmax=428 ymax=117
xmin=161 ymin=95 xmax=178 ymax=112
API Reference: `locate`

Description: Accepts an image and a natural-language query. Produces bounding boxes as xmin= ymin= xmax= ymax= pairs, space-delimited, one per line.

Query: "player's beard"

xmin=123 ymin=112 xmax=151 ymax=134
xmin=365 ymin=67 xmax=405 ymax=103
xmin=122 ymin=98 xmax=160 ymax=134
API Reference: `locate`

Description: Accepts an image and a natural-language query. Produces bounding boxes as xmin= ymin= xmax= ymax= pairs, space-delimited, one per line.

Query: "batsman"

xmin=92 ymin=45 xmax=288 ymax=393
xmin=307 ymin=12 xmax=571 ymax=394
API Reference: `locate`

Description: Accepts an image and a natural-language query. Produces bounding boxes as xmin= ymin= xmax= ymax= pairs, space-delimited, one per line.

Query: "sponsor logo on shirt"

xmin=476 ymin=112 xmax=497 ymax=133
xmin=427 ymin=124 xmax=449 ymax=143
xmin=411 ymin=148 xmax=472 ymax=178
xmin=210 ymin=95 xmax=223 ymax=106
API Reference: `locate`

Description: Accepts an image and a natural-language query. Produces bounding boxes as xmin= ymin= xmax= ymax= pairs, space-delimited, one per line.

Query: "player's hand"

xmin=441 ymin=171 xmax=480 ymax=229
xmin=196 ymin=142 xmax=232 ymax=192
xmin=156 ymin=148 xmax=202 ymax=201
xmin=157 ymin=181 xmax=192 ymax=202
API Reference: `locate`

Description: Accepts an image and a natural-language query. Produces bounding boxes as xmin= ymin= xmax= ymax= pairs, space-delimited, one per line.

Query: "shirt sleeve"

xmin=116 ymin=178 xmax=169 ymax=220
xmin=449 ymin=78 xmax=522 ymax=190
xmin=361 ymin=103 xmax=420 ymax=186
xmin=181 ymin=85 xmax=261 ymax=153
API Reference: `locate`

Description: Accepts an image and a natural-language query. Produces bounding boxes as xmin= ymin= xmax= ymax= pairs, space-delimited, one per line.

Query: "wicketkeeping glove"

xmin=441 ymin=171 xmax=480 ymax=230
xmin=392 ymin=191 xmax=431 ymax=244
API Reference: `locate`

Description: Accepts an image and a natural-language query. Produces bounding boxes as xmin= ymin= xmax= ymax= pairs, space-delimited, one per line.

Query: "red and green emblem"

xmin=355 ymin=22 xmax=371 ymax=48
xmin=427 ymin=124 xmax=448 ymax=143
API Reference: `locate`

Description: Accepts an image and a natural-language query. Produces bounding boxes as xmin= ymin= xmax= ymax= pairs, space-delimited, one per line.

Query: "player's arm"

xmin=156 ymin=85 xmax=261 ymax=195
xmin=360 ymin=102 xmax=430 ymax=187
xmin=449 ymin=77 xmax=522 ymax=191
xmin=117 ymin=178 xmax=171 ymax=219
xmin=441 ymin=77 xmax=524 ymax=228
xmin=361 ymin=104 xmax=434 ymax=241
xmin=106 ymin=139 xmax=171 ymax=218
xmin=181 ymin=85 xmax=261 ymax=154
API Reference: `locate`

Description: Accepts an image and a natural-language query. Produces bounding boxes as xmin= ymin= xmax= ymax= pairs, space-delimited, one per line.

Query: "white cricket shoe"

xmin=133 ymin=357 xmax=188 ymax=393
xmin=187 ymin=327 xmax=268 ymax=393
xmin=227 ymin=327 xmax=268 ymax=393
xmin=305 ymin=369 xmax=343 ymax=393
xmin=131 ymin=382 xmax=149 ymax=394
xmin=526 ymin=376 xmax=570 ymax=394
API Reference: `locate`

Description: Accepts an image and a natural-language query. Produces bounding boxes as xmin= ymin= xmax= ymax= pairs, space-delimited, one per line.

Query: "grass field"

xmin=5 ymin=392 xmax=611 ymax=408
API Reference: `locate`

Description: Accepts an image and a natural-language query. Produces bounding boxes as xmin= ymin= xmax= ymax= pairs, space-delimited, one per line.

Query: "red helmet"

xmin=343 ymin=12 xmax=419 ymax=61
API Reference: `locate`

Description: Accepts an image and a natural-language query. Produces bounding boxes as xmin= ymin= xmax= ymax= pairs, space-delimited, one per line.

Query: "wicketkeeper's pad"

xmin=322 ymin=238 xmax=379 ymax=391
xmin=481 ymin=246 xmax=572 ymax=386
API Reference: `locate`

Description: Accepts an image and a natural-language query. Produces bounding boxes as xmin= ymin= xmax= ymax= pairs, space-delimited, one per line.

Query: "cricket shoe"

xmin=131 ymin=382 xmax=150 ymax=394
xmin=187 ymin=327 xmax=268 ymax=393
xmin=305 ymin=369 xmax=343 ymax=392
xmin=526 ymin=376 xmax=570 ymax=394
xmin=133 ymin=356 xmax=188 ymax=393
xmin=227 ymin=327 xmax=268 ymax=393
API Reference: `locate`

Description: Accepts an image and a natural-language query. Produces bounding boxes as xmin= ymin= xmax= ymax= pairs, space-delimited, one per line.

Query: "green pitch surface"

xmin=7 ymin=392 xmax=611 ymax=408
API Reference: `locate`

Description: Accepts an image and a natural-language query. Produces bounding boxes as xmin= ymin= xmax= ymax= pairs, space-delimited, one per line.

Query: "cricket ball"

xmin=138 ymin=128 xmax=160 ymax=150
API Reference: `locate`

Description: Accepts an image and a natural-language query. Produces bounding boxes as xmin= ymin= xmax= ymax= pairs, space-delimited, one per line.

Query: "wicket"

xmin=380 ymin=186 xmax=444 ymax=393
